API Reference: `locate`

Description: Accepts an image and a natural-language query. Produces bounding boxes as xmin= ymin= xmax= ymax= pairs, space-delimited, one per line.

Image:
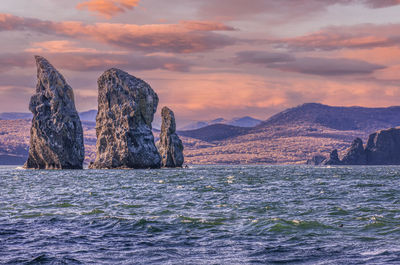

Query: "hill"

xmin=180 ymin=116 xmax=262 ymax=130
xmin=260 ymin=103 xmax=400 ymax=132
xmin=177 ymin=103 xmax=400 ymax=164
xmin=178 ymin=124 xmax=250 ymax=142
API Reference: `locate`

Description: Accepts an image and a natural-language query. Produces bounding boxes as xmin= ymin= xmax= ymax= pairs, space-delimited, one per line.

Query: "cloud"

xmin=276 ymin=57 xmax=385 ymax=76
xmin=25 ymin=40 xmax=100 ymax=54
xmin=180 ymin=21 xmax=236 ymax=31
xmin=374 ymin=65 xmax=400 ymax=81
xmin=0 ymin=52 xmax=192 ymax=72
xmin=235 ymin=50 xmax=385 ymax=76
xmin=235 ymin=51 xmax=295 ymax=64
xmin=0 ymin=13 xmax=236 ymax=53
xmin=197 ymin=0 xmax=400 ymax=21
xmin=0 ymin=86 xmax=33 ymax=112
xmin=364 ymin=0 xmax=400 ymax=8
xmin=273 ymin=24 xmax=400 ymax=51
xmin=0 ymin=74 xmax=35 ymax=87
xmin=150 ymin=70 xmax=400 ymax=122
xmin=0 ymin=53 xmax=34 ymax=72
xmin=77 ymin=0 xmax=140 ymax=18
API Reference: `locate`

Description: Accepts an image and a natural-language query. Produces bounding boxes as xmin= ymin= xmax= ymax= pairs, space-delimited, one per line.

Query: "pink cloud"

xmin=0 ymin=53 xmax=34 ymax=72
xmin=0 ymin=52 xmax=192 ymax=73
xmin=337 ymin=47 xmax=400 ymax=66
xmin=0 ymin=13 xmax=236 ymax=53
xmin=273 ymin=24 xmax=400 ymax=51
xmin=77 ymin=0 xmax=140 ymax=18
xmin=180 ymin=21 xmax=236 ymax=31
xmin=25 ymin=40 xmax=100 ymax=54
xmin=197 ymin=0 xmax=400 ymax=21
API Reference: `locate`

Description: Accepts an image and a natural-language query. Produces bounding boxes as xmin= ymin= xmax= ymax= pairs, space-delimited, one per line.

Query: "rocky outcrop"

xmin=90 ymin=68 xmax=161 ymax=169
xmin=341 ymin=138 xmax=367 ymax=165
xmin=323 ymin=149 xmax=342 ymax=165
xmin=306 ymin=154 xmax=326 ymax=165
xmin=157 ymin=107 xmax=184 ymax=167
xmin=320 ymin=127 xmax=400 ymax=165
xmin=24 ymin=56 xmax=84 ymax=169
xmin=365 ymin=128 xmax=400 ymax=165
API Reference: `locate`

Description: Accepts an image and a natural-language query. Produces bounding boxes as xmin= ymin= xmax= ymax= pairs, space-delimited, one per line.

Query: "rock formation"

xmin=90 ymin=68 xmax=161 ymax=169
xmin=323 ymin=149 xmax=341 ymax=165
xmin=319 ymin=127 xmax=400 ymax=165
xmin=341 ymin=138 xmax=367 ymax=165
xmin=24 ymin=56 xmax=84 ymax=169
xmin=157 ymin=107 xmax=184 ymax=167
xmin=365 ymin=128 xmax=400 ymax=165
xmin=306 ymin=154 xmax=326 ymax=165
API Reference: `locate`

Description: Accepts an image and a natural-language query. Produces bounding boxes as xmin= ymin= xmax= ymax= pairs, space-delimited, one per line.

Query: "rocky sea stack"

xmin=90 ymin=68 xmax=161 ymax=169
xmin=24 ymin=56 xmax=84 ymax=169
xmin=318 ymin=127 xmax=400 ymax=165
xmin=365 ymin=127 xmax=400 ymax=165
xmin=157 ymin=107 xmax=184 ymax=167
xmin=341 ymin=138 xmax=367 ymax=165
xmin=323 ymin=149 xmax=341 ymax=165
xmin=306 ymin=154 xmax=326 ymax=165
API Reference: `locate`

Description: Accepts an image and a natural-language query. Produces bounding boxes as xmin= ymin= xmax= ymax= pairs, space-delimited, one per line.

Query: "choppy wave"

xmin=1 ymin=165 xmax=400 ymax=264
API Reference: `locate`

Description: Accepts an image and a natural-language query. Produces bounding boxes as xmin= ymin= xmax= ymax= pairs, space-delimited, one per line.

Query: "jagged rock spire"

xmin=25 ymin=56 xmax=84 ymax=169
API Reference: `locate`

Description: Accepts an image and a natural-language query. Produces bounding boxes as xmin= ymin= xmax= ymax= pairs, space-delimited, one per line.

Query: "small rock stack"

xmin=157 ymin=107 xmax=184 ymax=167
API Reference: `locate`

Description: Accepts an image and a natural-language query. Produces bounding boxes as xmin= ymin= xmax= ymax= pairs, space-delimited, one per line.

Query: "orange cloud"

xmin=77 ymin=0 xmax=140 ymax=18
xmin=25 ymin=40 xmax=99 ymax=54
xmin=0 ymin=14 xmax=236 ymax=53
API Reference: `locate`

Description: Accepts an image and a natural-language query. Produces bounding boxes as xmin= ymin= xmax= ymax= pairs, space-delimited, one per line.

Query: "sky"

xmin=1 ymin=0 xmax=400 ymax=125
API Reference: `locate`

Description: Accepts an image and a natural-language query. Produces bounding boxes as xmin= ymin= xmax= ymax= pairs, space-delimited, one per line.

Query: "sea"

xmin=1 ymin=165 xmax=400 ymax=264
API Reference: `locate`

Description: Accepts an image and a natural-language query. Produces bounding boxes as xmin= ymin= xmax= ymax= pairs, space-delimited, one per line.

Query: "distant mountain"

xmin=229 ymin=116 xmax=263 ymax=127
xmin=180 ymin=116 xmax=262 ymax=130
xmin=0 ymin=110 xmax=99 ymax=122
xmin=181 ymin=121 xmax=210 ymax=131
xmin=79 ymin=110 xmax=97 ymax=122
xmin=259 ymin=103 xmax=400 ymax=132
xmin=0 ymin=112 xmax=32 ymax=120
xmin=178 ymin=124 xmax=250 ymax=142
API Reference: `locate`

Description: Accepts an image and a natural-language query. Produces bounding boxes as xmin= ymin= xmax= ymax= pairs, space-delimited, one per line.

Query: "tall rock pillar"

xmin=91 ymin=68 xmax=161 ymax=169
xmin=157 ymin=107 xmax=184 ymax=167
xmin=25 ymin=56 xmax=84 ymax=169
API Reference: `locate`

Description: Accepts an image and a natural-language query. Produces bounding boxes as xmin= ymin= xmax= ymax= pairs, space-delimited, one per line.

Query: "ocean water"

xmin=1 ymin=165 xmax=400 ymax=264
